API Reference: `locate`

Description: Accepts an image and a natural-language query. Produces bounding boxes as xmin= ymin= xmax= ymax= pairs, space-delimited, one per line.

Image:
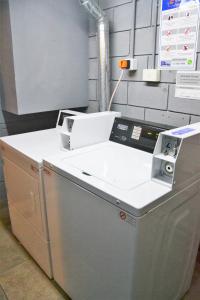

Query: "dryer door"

xmin=3 ymin=157 xmax=44 ymax=236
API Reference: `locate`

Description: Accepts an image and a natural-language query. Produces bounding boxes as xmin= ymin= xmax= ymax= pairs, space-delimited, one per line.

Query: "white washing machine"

xmin=43 ymin=118 xmax=200 ymax=300
xmin=0 ymin=109 xmax=84 ymax=277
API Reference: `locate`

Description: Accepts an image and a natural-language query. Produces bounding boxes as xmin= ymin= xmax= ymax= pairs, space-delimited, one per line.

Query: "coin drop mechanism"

xmin=151 ymin=126 xmax=199 ymax=187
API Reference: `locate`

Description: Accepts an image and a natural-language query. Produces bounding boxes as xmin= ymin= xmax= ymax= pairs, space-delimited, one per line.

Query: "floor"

xmin=0 ymin=207 xmax=70 ymax=300
xmin=0 ymin=207 xmax=200 ymax=300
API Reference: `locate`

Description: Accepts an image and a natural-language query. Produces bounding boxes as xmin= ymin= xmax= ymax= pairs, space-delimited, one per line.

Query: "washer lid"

xmin=62 ymin=142 xmax=152 ymax=190
xmin=44 ymin=142 xmax=171 ymax=216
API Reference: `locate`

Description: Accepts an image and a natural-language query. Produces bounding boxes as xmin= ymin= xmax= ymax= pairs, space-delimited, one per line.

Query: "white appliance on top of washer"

xmin=0 ymin=109 xmax=84 ymax=278
xmin=42 ymin=118 xmax=200 ymax=300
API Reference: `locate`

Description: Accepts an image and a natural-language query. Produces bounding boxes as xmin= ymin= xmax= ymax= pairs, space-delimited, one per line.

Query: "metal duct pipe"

xmin=80 ymin=0 xmax=110 ymax=111
xmin=80 ymin=0 xmax=104 ymax=21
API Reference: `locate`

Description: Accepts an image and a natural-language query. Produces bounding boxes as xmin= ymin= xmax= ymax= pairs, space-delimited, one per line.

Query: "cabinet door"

xmin=3 ymin=157 xmax=44 ymax=235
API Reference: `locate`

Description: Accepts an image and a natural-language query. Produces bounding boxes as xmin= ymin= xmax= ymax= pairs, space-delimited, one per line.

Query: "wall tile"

xmin=0 ymin=124 xmax=8 ymax=137
xmin=111 ymin=81 xmax=128 ymax=104
xmin=113 ymin=3 xmax=132 ymax=32
xmin=100 ymin=0 xmax=132 ymax=9
xmin=135 ymin=27 xmax=154 ymax=55
xmin=157 ymin=0 xmax=161 ymax=26
xmin=111 ymin=103 xmax=144 ymax=120
xmin=160 ymin=70 xmax=176 ymax=84
xmin=136 ymin=0 xmax=152 ymax=29
xmin=145 ymin=109 xmax=190 ymax=127
xmin=111 ymin=103 xmax=127 ymax=116
xmin=197 ymin=53 xmax=200 ymax=68
xmin=89 ymin=36 xmax=98 ymax=58
xmin=156 ymin=25 xmax=160 ymax=55
xmin=87 ymin=100 xmax=99 ymax=113
xmin=0 ymin=111 xmax=5 ymax=124
xmin=191 ymin=115 xmax=200 ymax=123
xmin=124 ymin=105 xmax=145 ymax=119
xmin=128 ymin=82 xmax=168 ymax=109
xmin=89 ymin=59 xmax=98 ymax=79
xmin=197 ymin=30 xmax=200 ymax=52
xmin=89 ymin=17 xmax=97 ymax=37
xmin=110 ymin=31 xmax=130 ymax=56
xmin=89 ymin=80 xmax=97 ymax=101
xmin=168 ymin=84 xmax=200 ymax=115
xmin=105 ymin=9 xmax=114 ymax=32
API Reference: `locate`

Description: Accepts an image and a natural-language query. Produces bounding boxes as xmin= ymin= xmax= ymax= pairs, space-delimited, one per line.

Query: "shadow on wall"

xmin=1 ymin=110 xmax=59 ymax=136
xmin=0 ymin=107 xmax=88 ymax=137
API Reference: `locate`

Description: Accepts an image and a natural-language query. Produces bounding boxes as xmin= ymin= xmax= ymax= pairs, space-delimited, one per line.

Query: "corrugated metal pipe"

xmin=80 ymin=0 xmax=110 ymax=111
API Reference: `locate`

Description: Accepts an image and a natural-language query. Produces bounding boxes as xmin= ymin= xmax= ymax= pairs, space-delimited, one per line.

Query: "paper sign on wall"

xmin=159 ymin=0 xmax=200 ymax=70
xmin=175 ymin=71 xmax=200 ymax=99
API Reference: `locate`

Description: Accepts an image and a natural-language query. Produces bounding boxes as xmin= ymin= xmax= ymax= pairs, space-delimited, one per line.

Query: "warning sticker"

xmin=119 ymin=211 xmax=137 ymax=227
xmin=119 ymin=211 xmax=127 ymax=221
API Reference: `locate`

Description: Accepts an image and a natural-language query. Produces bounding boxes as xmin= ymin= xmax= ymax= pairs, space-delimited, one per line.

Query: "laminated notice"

xmin=175 ymin=71 xmax=200 ymax=99
xmin=159 ymin=0 xmax=200 ymax=70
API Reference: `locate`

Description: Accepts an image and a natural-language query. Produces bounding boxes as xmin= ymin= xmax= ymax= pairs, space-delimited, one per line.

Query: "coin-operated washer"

xmin=43 ymin=119 xmax=200 ymax=300
xmin=0 ymin=109 xmax=84 ymax=278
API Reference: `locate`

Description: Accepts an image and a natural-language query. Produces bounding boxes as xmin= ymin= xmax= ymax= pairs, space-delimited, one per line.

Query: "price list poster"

xmin=159 ymin=0 xmax=200 ymax=70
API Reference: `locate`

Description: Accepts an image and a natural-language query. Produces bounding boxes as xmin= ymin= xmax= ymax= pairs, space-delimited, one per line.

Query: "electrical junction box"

xmin=0 ymin=0 xmax=88 ymax=114
xmin=143 ymin=69 xmax=161 ymax=82
xmin=118 ymin=58 xmax=137 ymax=71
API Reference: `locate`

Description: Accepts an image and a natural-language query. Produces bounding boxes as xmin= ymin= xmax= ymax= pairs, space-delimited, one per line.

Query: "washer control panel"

xmin=131 ymin=126 xmax=142 ymax=140
xmin=110 ymin=118 xmax=172 ymax=153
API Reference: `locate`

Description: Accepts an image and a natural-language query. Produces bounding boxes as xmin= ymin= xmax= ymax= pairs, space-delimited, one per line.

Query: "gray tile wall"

xmin=88 ymin=0 xmax=200 ymax=126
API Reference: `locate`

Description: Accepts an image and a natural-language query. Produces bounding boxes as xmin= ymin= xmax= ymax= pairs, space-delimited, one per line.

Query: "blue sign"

xmin=161 ymin=60 xmax=171 ymax=66
xmin=162 ymin=0 xmax=200 ymax=11
xmin=172 ymin=128 xmax=195 ymax=135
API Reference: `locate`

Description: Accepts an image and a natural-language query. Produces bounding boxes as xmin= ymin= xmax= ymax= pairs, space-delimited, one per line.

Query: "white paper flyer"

xmin=175 ymin=71 xmax=200 ymax=99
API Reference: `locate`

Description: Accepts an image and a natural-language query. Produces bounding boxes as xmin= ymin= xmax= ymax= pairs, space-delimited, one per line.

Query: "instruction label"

xmin=175 ymin=71 xmax=200 ymax=99
xmin=159 ymin=0 xmax=200 ymax=70
xmin=172 ymin=127 xmax=195 ymax=135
